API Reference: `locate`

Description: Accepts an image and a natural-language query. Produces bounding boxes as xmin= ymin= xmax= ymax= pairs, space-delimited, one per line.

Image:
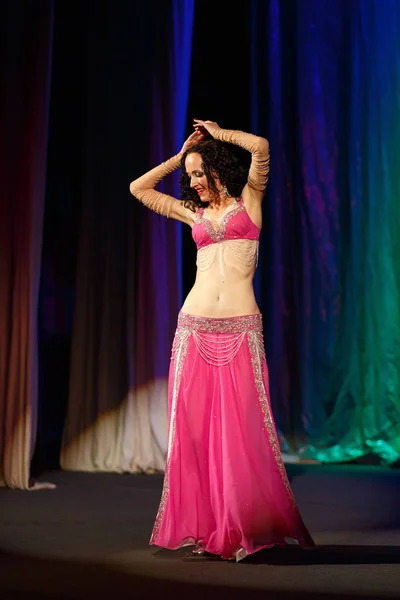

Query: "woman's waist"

xmin=193 ymin=270 xmax=255 ymax=289
xmin=184 ymin=281 xmax=257 ymax=306
xmin=181 ymin=282 xmax=260 ymax=321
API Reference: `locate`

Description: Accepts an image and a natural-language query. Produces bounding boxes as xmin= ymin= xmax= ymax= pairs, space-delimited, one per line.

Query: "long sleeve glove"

xmin=213 ymin=129 xmax=270 ymax=192
xmin=129 ymin=154 xmax=182 ymax=217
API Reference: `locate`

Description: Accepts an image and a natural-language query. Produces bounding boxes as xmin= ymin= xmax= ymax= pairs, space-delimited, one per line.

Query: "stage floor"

xmin=1 ymin=464 xmax=400 ymax=599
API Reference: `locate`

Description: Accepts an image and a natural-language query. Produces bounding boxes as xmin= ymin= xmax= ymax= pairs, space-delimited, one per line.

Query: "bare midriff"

xmin=181 ymin=239 xmax=260 ymax=318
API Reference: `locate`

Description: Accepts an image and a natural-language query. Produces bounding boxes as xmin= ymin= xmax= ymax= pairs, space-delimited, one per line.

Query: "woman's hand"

xmin=193 ymin=119 xmax=221 ymax=138
xmin=180 ymin=129 xmax=205 ymax=154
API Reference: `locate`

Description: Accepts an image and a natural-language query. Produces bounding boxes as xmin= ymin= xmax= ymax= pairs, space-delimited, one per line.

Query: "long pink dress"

xmin=150 ymin=200 xmax=314 ymax=561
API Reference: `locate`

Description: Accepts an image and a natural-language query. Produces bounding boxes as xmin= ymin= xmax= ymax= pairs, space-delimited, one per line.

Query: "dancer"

xmin=129 ymin=119 xmax=314 ymax=561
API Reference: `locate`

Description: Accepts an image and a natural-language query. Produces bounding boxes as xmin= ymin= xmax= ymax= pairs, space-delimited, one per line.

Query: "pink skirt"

xmin=150 ymin=311 xmax=314 ymax=561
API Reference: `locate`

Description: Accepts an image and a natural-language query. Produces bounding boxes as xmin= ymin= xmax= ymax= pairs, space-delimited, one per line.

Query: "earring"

xmin=223 ymin=185 xmax=228 ymax=197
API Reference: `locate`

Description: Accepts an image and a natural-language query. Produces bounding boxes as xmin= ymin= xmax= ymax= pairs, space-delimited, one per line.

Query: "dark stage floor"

xmin=1 ymin=464 xmax=400 ymax=600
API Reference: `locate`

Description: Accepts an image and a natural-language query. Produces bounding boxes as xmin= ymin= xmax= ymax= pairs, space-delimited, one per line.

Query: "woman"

xmin=130 ymin=119 xmax=314 ymax=561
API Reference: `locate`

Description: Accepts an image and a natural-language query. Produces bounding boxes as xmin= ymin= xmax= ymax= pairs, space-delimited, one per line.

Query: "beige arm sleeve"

xmin=213 ymin=129 xmax=270 ymax=192
xmin=129 ymin=154 xmax=182 ymax=217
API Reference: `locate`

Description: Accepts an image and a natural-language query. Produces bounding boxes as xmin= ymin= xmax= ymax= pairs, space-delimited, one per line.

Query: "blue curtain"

xmin=60 ymin=0 xmax=195 ymax=473
xmin=138 ymin=0 xmax=195 ymax=383
xmin=250 ymin=0 xmax=400 ymax=464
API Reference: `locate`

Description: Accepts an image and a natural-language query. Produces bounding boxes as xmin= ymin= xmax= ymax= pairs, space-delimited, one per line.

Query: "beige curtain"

xmin=0 ymin=1 xmax=54 ymax=489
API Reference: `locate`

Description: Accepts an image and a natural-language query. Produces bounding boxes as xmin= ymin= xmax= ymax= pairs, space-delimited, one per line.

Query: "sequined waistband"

xmin=177 ymin=311 xmax=263 ymax=334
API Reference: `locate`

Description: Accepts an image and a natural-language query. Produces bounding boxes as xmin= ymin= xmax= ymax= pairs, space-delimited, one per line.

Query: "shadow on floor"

xmin=1 ymin=547 xmax=399 ymax=600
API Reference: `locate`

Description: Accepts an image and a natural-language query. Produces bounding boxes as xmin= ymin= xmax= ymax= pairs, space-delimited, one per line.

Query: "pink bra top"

xmin=192 ymin=198 xmax=260 ymax=250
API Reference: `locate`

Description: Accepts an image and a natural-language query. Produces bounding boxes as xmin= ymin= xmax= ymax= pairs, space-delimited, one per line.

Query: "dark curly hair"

xmin=179 ymin=139 xmax=249 ymax=212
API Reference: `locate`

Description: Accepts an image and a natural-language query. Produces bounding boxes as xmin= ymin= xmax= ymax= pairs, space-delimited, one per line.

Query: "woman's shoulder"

xmin=194 ymin=205 xmax=205 ymax=218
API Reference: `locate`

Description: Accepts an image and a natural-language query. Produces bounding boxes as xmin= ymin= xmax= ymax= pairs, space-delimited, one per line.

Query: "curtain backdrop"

xmin=250 ymin=0 xmax=400 ymax=464
xmin=2 ymin=1 xmax=400 ymax=489
xmin=60 ymin=0 xmax=194 ymax=473
xmin=0 ymin=1 xmax=54 ymax=488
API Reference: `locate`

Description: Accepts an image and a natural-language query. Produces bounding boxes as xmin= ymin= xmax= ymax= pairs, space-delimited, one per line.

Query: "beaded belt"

xmin=177 ymin=311 xmax=263 ymax=334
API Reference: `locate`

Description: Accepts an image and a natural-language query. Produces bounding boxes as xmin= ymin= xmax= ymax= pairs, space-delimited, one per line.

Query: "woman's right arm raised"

xmin=129 ymin=130 xmax=204 ymax=226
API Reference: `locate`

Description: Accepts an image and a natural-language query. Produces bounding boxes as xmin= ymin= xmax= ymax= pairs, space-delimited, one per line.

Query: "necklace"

xmin=205 ymin=198 xmax=236 ymax=222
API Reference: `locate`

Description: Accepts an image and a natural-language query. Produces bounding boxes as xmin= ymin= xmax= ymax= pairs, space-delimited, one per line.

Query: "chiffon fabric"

xmin=150 ymin=311 xmax=314 ymax=561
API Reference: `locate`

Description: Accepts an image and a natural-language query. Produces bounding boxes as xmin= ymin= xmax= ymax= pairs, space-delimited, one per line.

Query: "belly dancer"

xmin=130 ymin=119 xmax=314 ymax=561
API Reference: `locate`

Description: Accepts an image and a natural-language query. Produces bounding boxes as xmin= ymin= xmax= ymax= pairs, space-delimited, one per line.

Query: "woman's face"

xmin=185 ymin=152 xmax=220 ymax=203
